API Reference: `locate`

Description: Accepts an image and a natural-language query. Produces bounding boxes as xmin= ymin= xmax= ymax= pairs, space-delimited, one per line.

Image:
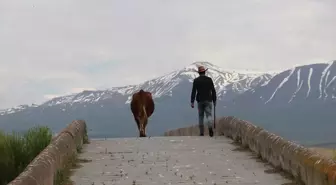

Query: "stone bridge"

xmin=7 ymin=117 xmax=336 ymax=185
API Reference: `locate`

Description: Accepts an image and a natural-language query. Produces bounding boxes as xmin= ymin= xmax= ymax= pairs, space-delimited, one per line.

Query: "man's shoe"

xmin=209 ymin=128 xmax=214 ymax=137
xmin=199 ymin=125 xmax=204 ymax=136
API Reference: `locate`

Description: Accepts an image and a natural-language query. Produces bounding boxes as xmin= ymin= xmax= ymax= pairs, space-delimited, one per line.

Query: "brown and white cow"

xmin=130 ymin=89 xmax=155 ymax=137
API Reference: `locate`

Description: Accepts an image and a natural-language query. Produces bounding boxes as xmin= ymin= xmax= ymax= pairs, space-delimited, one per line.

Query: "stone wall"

xmin=164 ymin=116 xmax=336 ymax=185
xmin=8 ymin=120 xmax=88 ymax=185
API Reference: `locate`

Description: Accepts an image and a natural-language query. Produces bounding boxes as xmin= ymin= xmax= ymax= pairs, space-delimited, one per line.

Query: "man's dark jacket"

xmin=190 ymin=75 xmax=217 ymax=104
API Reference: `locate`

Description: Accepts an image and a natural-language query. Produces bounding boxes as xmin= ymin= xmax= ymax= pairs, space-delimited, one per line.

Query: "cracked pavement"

xmin=70 ymin=136 xmax=294 ymax=185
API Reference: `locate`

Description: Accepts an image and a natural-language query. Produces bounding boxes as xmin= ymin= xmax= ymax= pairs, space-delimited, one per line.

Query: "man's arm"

xmin=190 ymin=80 xmax=197 ymax=104
xmin=210 ymin=79 xmax=217 ymax=104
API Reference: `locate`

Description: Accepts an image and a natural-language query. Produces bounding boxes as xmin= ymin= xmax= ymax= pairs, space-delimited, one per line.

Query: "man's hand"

xmin=191 ymin=102 xmax=194 ymax=108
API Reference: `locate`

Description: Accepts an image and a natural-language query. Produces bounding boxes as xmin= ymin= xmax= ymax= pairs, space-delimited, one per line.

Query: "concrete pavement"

xmin=70 ymin=136 xmax=295 ymax=185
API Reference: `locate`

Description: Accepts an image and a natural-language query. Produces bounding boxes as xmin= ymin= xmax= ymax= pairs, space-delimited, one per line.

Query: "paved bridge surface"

xmin=71 ymin=136 xmax=294 ymax=185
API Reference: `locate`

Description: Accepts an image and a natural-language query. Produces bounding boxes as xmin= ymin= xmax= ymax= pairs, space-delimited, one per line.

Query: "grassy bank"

xmin=0 ymin=126 xmax=52 ymax=185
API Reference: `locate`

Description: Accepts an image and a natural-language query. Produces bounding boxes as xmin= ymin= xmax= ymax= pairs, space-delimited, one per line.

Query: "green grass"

xmin=0 ymin=126 xmax=52 ymax=185
xmin=0 ymin=124 xmax=90 ymax=185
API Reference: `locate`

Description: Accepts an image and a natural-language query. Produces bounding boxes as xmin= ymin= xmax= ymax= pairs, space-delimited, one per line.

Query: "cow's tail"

xmin=142 ymin=105 xmax=147 ymax=119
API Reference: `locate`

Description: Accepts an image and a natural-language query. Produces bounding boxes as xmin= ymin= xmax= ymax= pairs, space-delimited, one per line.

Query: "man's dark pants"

xmin=197 ymin=101 xmax=213 ymax=136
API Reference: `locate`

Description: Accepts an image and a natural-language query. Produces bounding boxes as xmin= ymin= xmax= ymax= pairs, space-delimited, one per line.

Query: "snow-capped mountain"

xmin=0 ymin=61 xmax=273 ymax=115
xmin=44 ymin=61 xmax=273 ymax=105
xmin=265 ymin=60 xmax=336 ymax=103
xmin=1 ymin=61 xmax=336 ymax=145
xmin=216 ymin=60 xmax=336 ymax=146
xmin=228 ymin=60 xmax=336 ymax=107
xmin=0 ymin=104 xmax=38 ymax=116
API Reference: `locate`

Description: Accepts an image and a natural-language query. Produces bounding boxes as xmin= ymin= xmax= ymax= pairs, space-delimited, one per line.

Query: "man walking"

xmin=190 ymin=65 xmax=217 ymax=137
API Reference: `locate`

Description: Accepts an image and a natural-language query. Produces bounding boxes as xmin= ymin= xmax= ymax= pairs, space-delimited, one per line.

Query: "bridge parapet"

xmin=164 ymin=116 xmax=336 ymax=185
xmin=8 ymin=120 xmax=87 ymax=185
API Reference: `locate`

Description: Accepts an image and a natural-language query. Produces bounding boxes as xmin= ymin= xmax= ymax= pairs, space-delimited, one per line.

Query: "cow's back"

xmin=145 ymin=94 xmax=154 ymax=117
xmin=130 ymin=90 xmax=154 ymax=118
xmin=130 ymin=93 xmax=140 ymax=116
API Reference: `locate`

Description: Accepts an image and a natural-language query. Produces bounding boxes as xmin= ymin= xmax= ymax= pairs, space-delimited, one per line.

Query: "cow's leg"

xmin=139 ymin=120 xmax=146 ymax=137
xmin=134 ymin=116 xmax=140 ymax=130
xmin=133 ymin=115 xmax=142 ymax=137
xmin=137 ymin=116 xmax=145 ymax=137
xmin=139 ymin=105 xmax=148 ymax=137
xmin=142 ymin=117 xmax=148 ymax=137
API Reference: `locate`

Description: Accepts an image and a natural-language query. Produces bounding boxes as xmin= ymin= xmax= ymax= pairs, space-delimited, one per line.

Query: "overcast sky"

xmin=0 ymin=0 xmax=335 ymax=108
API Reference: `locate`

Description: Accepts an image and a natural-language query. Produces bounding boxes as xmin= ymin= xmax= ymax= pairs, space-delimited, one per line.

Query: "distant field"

xmin=309 ymin=147 xmax=336 ymax=159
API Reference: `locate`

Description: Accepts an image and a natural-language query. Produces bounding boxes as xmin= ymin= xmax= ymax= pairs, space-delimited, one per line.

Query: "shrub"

xmin=23 ymin=126 xmax=52 ymax=160
xmin=0 ymin=126 xmax=52 ymax=185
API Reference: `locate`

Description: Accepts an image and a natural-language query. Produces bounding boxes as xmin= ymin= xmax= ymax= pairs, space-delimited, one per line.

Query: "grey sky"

xmin=0 ymin=0 xmax=335 ymax=108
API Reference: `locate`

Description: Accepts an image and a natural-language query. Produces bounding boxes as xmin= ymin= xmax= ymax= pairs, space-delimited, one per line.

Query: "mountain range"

xmin=0 ymin=61 xmax=336 ymax=147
